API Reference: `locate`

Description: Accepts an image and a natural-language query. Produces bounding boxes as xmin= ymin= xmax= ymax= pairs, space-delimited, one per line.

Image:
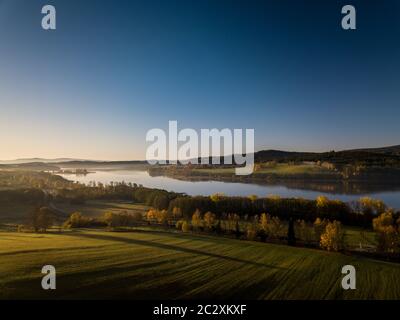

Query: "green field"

xmin=54 ymin=200 xmax=150 ymax=218
xmin=255 ymin=163 xmax=333 ymax=175
xmin=1 ymin=227 xmax=399 ymax=300
xmin=192 ymin=163 xmax=335 ymax=176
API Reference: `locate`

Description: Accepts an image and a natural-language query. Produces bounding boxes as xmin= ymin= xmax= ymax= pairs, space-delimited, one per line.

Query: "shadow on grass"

xmin=62 ymin=231 xmax=285 ymax=270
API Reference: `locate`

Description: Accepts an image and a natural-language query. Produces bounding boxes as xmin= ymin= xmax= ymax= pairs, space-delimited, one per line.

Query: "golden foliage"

xmin=320 ymin=221 xmax=345 ymax=252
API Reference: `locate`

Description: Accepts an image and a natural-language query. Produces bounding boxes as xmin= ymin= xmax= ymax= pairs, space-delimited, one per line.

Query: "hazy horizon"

xmin=0 ymin=143 xmax=399 ymax=162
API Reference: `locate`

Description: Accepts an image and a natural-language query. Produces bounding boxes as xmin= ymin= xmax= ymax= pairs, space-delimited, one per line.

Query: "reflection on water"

xmin=59 ymin=170 xmax=400 ymax=209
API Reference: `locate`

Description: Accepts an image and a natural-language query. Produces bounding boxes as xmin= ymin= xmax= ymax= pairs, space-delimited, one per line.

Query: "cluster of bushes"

xmin=146 ymin=207 xmax=183 ymax=226
xmin=62 ymin=211 xmax=143 ymax=229
xmin=63 ymin=212 xmax=106 ymax=228
xmin=103 ymin=211 xmax=143 ymax=228
xmin=63 ymin=212 xmax=143 ymax=228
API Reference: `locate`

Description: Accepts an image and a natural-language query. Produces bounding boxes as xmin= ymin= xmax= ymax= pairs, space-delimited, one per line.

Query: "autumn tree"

xmin=246 ymin=215 xmax=259 ymax=241
xmin=316 ymin=196 xmax=330 ymax=213
xmin=172 ymin=207 xmax=183 ymax=220
xmin=296 ymin=220 xmax=313 ymax=245
xmin=156 ymin=209 xmax=170 ymax=225
xmin=268 ymin=216 xmax=285 ymax=240
xmin=63 ymin=212 xmax=92 ymax=228
xmin=181 ymin=220 xmax=191 ymax=233
xmin=29 ymin=207 xmax=56 ymax=232
xmin=313 ymin=217 xmax=328 ymax=242
xmin=260 ymin=213 xmax=269 ymax=233
xmin=146 ymin=209 xmax=158 ymax=224
xmin=103 ymin=212 xmax=119 ymax=228
xmin=191 ymin=209 xmax=203 ymax=231
xmin=359 ymin=197 xmax=386 ymax=215
xmin=320 ymin=221 xmax=345 ymax=252
xmin=204 ymin=211 xmax=216 ymax=230
xmin=372 ymin=211 xmax=400 ymax=254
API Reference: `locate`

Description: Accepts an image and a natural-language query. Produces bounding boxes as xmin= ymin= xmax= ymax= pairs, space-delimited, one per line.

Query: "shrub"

xmin=63 ymin=212 xmax=93 ymax=228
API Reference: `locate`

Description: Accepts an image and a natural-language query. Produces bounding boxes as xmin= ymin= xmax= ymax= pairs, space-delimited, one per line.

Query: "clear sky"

xmin=0 ymin=0 xmax=399 ymax=160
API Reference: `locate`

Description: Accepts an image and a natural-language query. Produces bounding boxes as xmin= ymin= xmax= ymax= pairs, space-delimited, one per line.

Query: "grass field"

xmin=0 ymin=228 xmax=399 ymax=300
xmin=255 ymin=163 xmax=333 ymax=175
xmin=192 ymin=163 xmax=335 ymax=176
xmin=54 ymin=200 xmax=150 ymax=218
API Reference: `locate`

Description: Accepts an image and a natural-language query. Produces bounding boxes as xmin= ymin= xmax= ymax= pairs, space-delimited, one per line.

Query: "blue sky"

xmin=0 ymin=0 xmax=399 ymax=160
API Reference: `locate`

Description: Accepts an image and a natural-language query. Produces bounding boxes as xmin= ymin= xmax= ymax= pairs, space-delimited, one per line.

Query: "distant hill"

xmin=1 ymin=145 xmax=399 ymax=167
xmin=0 ymin=158 xmax=86 ymax=165
xmin=253 ymin=145 xmax=400 ymax=165
xmin=0 ymin=162 xmax=61 ymax=171
xmin=348 ymin=145 xmax=400 ymax=155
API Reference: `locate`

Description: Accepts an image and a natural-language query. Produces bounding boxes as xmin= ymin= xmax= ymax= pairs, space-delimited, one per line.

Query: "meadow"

xmin=1 ymin=227 xmax=399 ymax=300
xmin=192 ymin=163 xmax=334 ymax=176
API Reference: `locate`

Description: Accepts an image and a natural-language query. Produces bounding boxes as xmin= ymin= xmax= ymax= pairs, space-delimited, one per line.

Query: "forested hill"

xmin=254 ymin=145 xmax=400 ymax=165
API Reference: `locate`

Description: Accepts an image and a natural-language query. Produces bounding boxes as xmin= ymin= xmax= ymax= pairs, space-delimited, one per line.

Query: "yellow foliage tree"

xmin=359 ymin=197 xmax=386 ymax=215
xmin=172 ymin=207 xmax=182 ymax=219
xmin=204 ymin=211 xmax=216 ymax=230
xmin=191 ymin=209 xmax=203 ymax=230
xmin=313 ymin=217 xmax=328 ymax=242
xmin=320 ymin=221 xmax=345 ymax=252
xmin=146 ymin=209 xmax=157 ymax=223
xmin=373 ymin=212 xmax=400 ymax=254
xmin=181 ymin=220 xmax=190 ymax=233
xmin=268 ymin=216 xmax=285 ymax=239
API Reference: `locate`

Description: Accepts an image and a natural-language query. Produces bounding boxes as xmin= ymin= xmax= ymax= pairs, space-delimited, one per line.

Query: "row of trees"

xmin=172 ymin=209 xmax=345 ymax=252
xmin=166 ymin=195 xmax=390 ymax=227
xmin=63 ymin=211 xmax=143 ymax=229
xmin=23 ymin=206 xmax=398 ymax=257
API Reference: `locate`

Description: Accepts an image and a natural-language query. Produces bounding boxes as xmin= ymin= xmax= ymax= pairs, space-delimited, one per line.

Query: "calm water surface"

xmin=59 ymin=170 xmax=400 ymax=208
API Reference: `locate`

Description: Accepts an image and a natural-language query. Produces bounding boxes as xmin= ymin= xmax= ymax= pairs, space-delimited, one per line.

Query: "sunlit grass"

xmin=0 ymin=228 xmax=398 ymax=299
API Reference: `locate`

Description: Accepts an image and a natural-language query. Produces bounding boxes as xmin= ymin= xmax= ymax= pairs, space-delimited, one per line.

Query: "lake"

xmin=59 ymin=170 xmax=400 ymax=208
